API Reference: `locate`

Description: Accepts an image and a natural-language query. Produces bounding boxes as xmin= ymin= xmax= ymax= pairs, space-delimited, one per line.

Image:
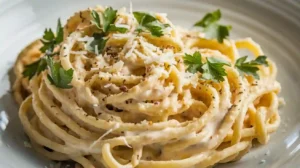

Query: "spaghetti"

xmin=14 ymin=6 xmax=282 ymax=168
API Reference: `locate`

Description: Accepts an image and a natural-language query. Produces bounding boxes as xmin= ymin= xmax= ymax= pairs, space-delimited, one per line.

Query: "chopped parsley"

xmin=91 ymin=10 xmax=101 ymax=29
xmin=133 ymin=12 xmax=169 ymax=37
xmin=55 ymin=19 xmax=64 ymax=44
xmin=202 ymin=57 xmax=231 ymax=82
xmin=91 ymin=7 xmax=128 ymax=33
xmin=108 ymin=24 xmax=128 ymax=33
xmin=23 ymin=19 xmax=73 ymax=89
xmin=89 ymin=7 xmax=128 ymax=54
xmin=87 ymin=33 xmax=108 ymax=54
xmin=235 ymin=56 xmax=268 ymax=79
xmin=183 ymin=51 xmax=203 ymax=73
xmin=22 ymin=58 xmax=47 ymax=79
xmin=46 ymin=56 xmax=74 ymax=89
xmin=102 ymin=7 xmax=118 ymax=32
xmin=194 ymin=9 xmax=231 ymax=43
xmin=183 ymin=51 xmax=230 ymax=82
xmin=194 ymin=9 xmax=221 ymax=27
xmin=40 ymin=19 xmax=64 ymax=53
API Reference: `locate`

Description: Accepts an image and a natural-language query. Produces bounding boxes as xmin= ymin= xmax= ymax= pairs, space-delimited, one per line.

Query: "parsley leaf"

xmin=183 ymin=51 xmax=203 ymax=73
xmin=22 ymin=58 xmax=47 ymax=79
xmin=108 ymin=24 xmax=128 ymax=33
xmin=40 ymin=19 xmax=64 ymax=53
xmin=235 ymin=56 xmax=268 ymax=79
xmin=24 ymin=19 xmax=64 ymax=80
xmin=89 ymin=8 xmax=127 ymax=54
xmin=204 ymin=24 xmax=232 ymax=43
xmin=133 ymin=12 xmax=156 ymax=24
xmin=133 ymin=12 xmax=169 ymax=37
xmin=46 ymin=56 xmax=73 ymax=89
xmin=194 ymin=9 xmax=231 ymax=43
xmin=87 ymin=33 xmax=108 ymax=54
xmin=144 ymin=21 xmax=169 ymax=37
xmin=103 ymin=7 xmax=117 ymax=32
xmin=91 ymin=10 xmax=101 ymax=29
xmin=183 ymin=51 xmax=230 ymax=82
xmin=202 ymin=57 xmax=230 ymax=82
xmin=56 ymin=18 xmax=64 ymax=44
xmin=194 ymin=9 xmax=221 ymax=27
xmin=91 ymin=8 xmax=127 ymax=33
xmin=40 ymin=29 xmax=55 ymax=53
xmin=42 ymin=29 xmax=55 ymax=41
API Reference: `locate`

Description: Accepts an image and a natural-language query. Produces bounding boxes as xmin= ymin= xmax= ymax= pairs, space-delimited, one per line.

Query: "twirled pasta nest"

xmin=14 ymin=6 xmax=282 ymax=168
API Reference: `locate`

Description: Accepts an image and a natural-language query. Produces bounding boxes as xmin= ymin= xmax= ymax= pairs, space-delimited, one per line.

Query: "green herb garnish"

xmin=91 ymin=10 xmax=102 ymax=29
xmin=102 ymin=7 xmax=118 ymax=32
xmin=87 ymin=33 xmax=108 ymax=54
xmin=183 ymin=51 xmax=230 ymax=82
xmin=89 ymin=7 xmax=128 ymax=54
xmin=108 ymin=24 xmax=128 ymax=33
xmin=183 ymin=51 xmax=203 ymax=73
xmin=133 ymin=12 xmax=169 ymax=37
xmin=235 ymin=56 xmax=268 ymax=79
xmin=22 ymin=58 xmax=47 ymax=79
xmin=202 ymin=57 xmax=230 ymax=82
xmin=40 ymin=19 xmax=63 ymax=53
xmin=91 ymin=7 xmax=128 ymax=33
xmin=23 ymin=19 xmax=73 ymax=89
xmin=194 ymin=10 xmax=231 ymax=43
xmin=46 ymin=56 xmax=73 ymax=89
xmin=23 ymin=19 xmax=63 ymax=80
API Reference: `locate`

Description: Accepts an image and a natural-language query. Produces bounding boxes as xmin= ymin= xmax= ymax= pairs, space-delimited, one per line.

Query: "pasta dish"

xmin=13 ymin=5 xmax=283 ymax=168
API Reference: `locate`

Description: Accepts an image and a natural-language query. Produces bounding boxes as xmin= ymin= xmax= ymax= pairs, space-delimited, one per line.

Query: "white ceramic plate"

xmin=0 ymin=0 xmax=300 ymax=167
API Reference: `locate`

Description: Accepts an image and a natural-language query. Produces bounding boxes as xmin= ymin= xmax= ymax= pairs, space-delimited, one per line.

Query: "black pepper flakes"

xmin=120 ymin=85 xmax=128 ymax=92
xmin=229 ymin=104 xmax=237 ymax=111
xmin=106 ymin=104 xmax=114 ymax=111
xmin=158 ymin=149 xmax=162 ymax=155
xmin=43 ymin=146 xmax=54 ymax=152
xmin=115 ymin=108 xmax=123 ymax=112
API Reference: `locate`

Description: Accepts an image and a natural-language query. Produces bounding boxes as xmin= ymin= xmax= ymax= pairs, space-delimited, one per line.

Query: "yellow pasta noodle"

xmin=14 ymin=5 xmax=282 ymax=168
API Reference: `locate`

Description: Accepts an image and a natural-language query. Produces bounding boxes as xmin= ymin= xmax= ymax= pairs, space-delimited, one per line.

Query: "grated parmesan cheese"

xmin=112 ymin=61 xmax=124 ymax=72
xmin=70 ymin=51 xmax=87 ymax=55
xmin=89 ymin=123 xmax=120 ymax=149
xmin=95 ymin=45 xmax=99 ymax=55
xmin=112 ymin=33 xmax=132 ymax=38
xmin=115 ymin=23 xmax=130 ymax=29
